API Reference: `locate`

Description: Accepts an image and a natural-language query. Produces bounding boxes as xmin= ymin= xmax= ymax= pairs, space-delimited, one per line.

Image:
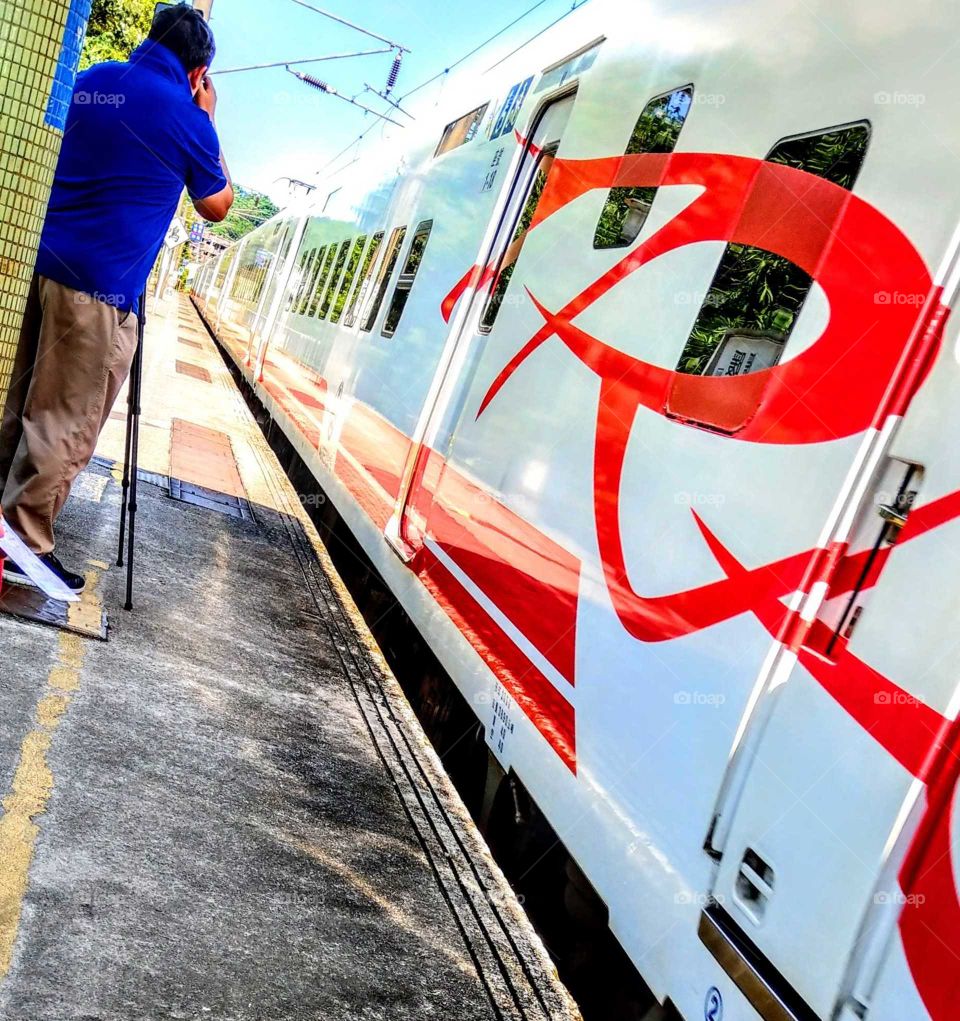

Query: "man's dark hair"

xmin=148 ymin=4 xmax=216 ymax=72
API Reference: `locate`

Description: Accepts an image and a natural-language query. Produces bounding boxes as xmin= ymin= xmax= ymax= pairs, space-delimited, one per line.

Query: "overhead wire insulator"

xmin=385 ymin=50 xmax=403 ymax=95
xmin=295 ymin=69 xmax=331 ymax=93
xmin=286 ymin=66 xmax=404 ymax=126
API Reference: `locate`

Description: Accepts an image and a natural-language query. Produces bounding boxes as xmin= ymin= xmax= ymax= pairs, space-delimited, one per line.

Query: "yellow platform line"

xmin=0 ymin=566 xmax=102 ymax=978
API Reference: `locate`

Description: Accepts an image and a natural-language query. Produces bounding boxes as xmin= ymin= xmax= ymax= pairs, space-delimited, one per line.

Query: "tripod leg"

xmin=124 ymin=291 xmax=147 ymax=611
xmin=116 ymin=339 xmax=140 ymax=567
xmin=123 ymin=396 xmax=140 ymax=611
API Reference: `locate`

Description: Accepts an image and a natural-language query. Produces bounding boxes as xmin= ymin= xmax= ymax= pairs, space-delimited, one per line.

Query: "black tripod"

xmin=117 ymin=288 xmax=147 ymax=611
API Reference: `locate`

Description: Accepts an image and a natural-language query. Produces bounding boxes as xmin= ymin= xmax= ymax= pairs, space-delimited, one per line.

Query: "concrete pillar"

xmin=0 ymin=0 xmax=92 ymax=402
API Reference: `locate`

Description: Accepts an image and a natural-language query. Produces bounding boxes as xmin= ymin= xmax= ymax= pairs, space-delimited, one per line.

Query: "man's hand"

xmin=195 ymin=75 xmax=217 ymax=122
xmin=190 ymin=72 xmax=234 ymax=222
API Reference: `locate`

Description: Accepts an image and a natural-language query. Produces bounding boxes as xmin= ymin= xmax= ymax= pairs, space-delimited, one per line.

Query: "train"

xmin=191 ymin=1 xmax=960 ymax=1018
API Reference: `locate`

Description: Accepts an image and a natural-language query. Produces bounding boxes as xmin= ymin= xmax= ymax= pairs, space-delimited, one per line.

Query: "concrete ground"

xmin=0 ymin=294 xmax=575 ymax=1021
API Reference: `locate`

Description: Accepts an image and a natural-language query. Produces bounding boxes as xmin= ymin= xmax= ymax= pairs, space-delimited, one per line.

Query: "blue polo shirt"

xmin=36 ymin=39 xmax=227 ymax=314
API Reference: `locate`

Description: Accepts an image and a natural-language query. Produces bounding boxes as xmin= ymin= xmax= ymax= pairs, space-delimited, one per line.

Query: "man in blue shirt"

xmin=0 ymin=4 xmax=233 ymax=593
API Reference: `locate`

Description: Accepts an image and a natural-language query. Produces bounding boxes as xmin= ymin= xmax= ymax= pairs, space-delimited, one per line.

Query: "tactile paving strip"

xmin=175 ymin=360 xmax=212 ymax=383
xmin=169 ymin=418 xmax=247 ymax=500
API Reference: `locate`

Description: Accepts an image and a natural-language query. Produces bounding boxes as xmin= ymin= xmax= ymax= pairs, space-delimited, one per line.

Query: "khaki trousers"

xmin=0 ymin=275 xmax=139 ymax=554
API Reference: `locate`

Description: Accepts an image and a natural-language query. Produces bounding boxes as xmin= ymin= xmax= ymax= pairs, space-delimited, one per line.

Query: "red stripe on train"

xmin=416 ymin=546 xmax=576 ymax=772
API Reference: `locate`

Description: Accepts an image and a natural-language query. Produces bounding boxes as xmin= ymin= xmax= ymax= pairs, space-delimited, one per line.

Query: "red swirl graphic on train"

xmin=477 ymin=151 xmax=943 ymax=440
xmin=443 ymin=150 xmax=956 ymax=1019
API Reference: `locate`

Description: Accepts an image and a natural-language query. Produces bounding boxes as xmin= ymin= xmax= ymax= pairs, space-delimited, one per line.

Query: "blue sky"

xmin=208 ymin=0 xmax=581 ymax=204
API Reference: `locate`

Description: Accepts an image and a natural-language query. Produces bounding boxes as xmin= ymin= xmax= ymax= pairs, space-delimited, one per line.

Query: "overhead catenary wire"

xmin=316 ymin=0 xmax=591 ymax=180
xmin=315 ymin=111 xmax=398 ymax=180
xmin=211 ymin=48 xmax=393 ymax=75
xmin=363 ymin=84 xmax=415 ymax=121
xmin=287 ymin=67 xmax=403 ymax=127
xmin=227 ymin=209 xmax=274 ymax=224
xmin=274 ymin=176 xmax=318 ymax=196
xmin=485 ymin=0 xmax=593 ymax=72
xmin=396 ymin=0 xmax=554 ymax=105
xmin=285 ymin=0 xmax=409 ymax=52
xmin=210 ymin=8 xmax=409 ymax=125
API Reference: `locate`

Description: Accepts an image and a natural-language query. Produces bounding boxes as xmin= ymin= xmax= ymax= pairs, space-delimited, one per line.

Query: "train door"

xmin=693 ymin=214 xmax=960 ymax=1017
xmin=384 ymin=90 xmax=576 ymax=557
xmin=250 ymin=218 xmax=303 ymax=379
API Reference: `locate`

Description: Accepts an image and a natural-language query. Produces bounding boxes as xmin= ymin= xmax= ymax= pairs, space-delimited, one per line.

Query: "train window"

xmin=231 ymin=246 xmax=250 ymax=301
xmin=343 ymin=231 xmax=384 ymax=328
xmin=298 ymin=246 xmax=325 ymax=315
xmin=435 ymin=104 xmax=489 ymax=157
xmin=293 ymin=248 xmax=317 ymax=314
xmin=253 ymin=261 xmax=270 ymax=304
xmin=480 ymin=147 xmax=558 ymax=333
xmin=212 ymin=251 xmax=232 ymax=304
xmin=382 ymin=221 xmax=433 ymax=337
xmin=308 ymin=245 xmax=338 ymax=317
xmin=674 ymin=121 xmax=870 ymax=378
xmin=361 ymin=226 xmax=407 ymax=332
xmin=232 ymin=262 xmax=248 ymax=302
xmin=534 ymin=39 xmax=602 ymax=94
xmin=593 ymin=85 xmax=693 ymax=249
xmin=289 ymin=249 xmax=310 ymax=310
xmin=330 ymin=235 xmax=367 ymax=324
xmin=235 ymin=244 xmax=270 ymax=305
xmin=319 ymin=239 xmax=352 ymax=320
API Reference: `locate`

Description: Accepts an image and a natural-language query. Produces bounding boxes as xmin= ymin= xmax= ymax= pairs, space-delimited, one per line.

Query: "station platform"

xmin=0 ymin=294 xmax=577 ymax=1021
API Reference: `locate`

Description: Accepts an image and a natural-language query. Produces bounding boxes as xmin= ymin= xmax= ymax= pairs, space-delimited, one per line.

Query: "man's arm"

xmin=193 ymin=75 xmax=234 ymax=223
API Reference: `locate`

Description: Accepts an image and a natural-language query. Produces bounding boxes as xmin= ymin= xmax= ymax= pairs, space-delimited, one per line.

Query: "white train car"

xmin=193 ymin=1 xmax=960 ymax=1018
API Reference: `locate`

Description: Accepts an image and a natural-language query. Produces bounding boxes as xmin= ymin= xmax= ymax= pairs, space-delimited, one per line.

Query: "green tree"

xmin=207 ymin=186 xmax=280 ymax=242
xmin=81 ymin=0 xmax=154 ymax=68
xmin=594 ymin=88 xmax=692 ymax=249
xmin=676 ymin=125 xmax=870 ymax=375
